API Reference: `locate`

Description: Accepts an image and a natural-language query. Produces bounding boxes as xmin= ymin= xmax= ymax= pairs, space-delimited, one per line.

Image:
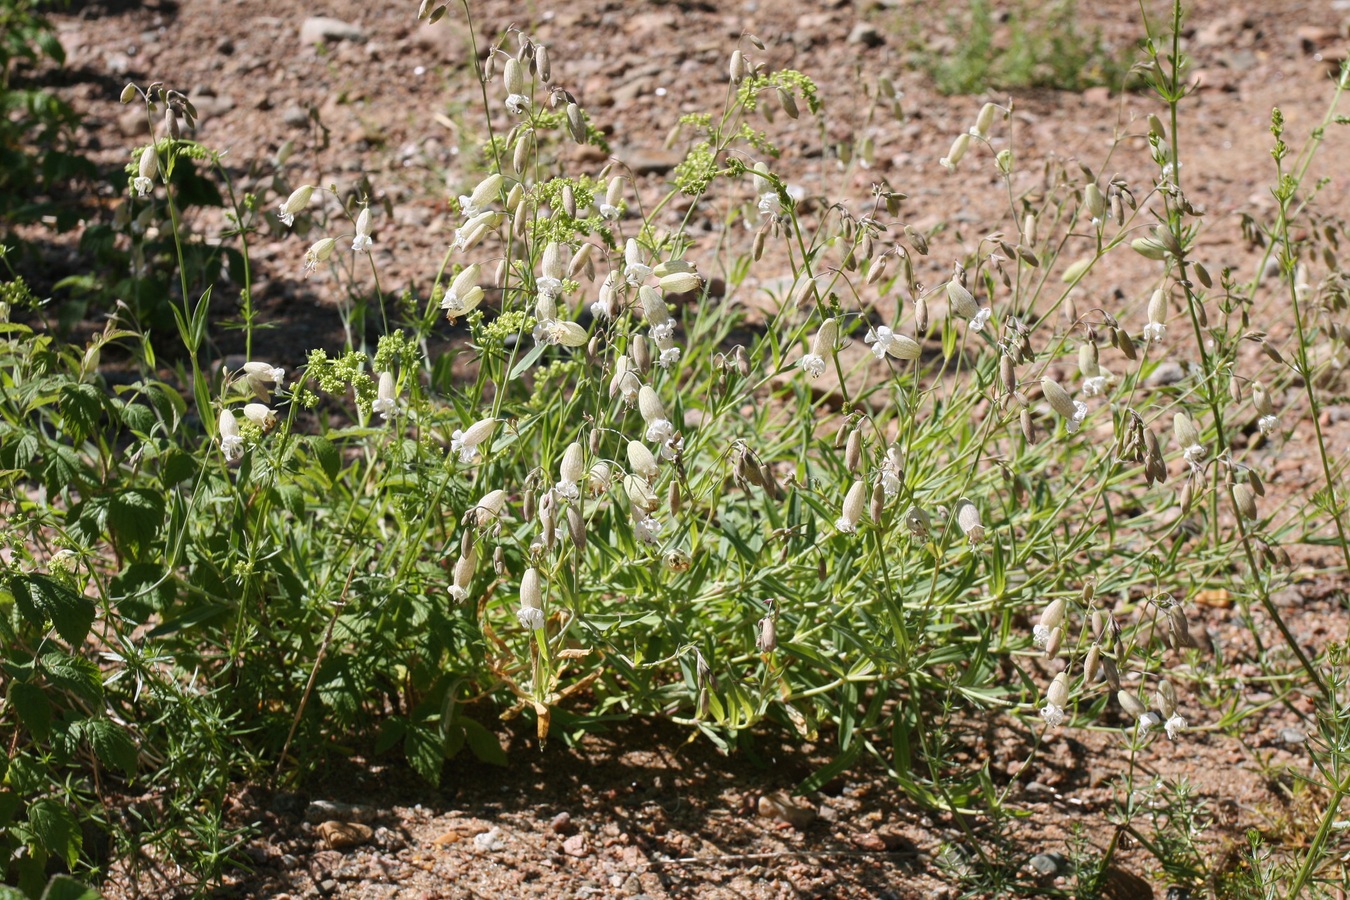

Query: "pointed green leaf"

xmin=10 ymin=575 xmax=95 ymax=646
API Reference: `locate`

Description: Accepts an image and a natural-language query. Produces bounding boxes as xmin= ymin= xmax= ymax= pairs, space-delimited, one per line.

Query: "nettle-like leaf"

xmin=10 ymin=575 xmax=95 ymax=647
xmin=27 ymin=799 xmax=81 ymax=870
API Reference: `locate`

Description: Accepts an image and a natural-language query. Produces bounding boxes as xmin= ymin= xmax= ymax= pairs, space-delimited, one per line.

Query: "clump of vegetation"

xmin=2 ymin=0 xmax=1349 ymax=896
xmin=916 ymin=0 xmax=1137 ymax=95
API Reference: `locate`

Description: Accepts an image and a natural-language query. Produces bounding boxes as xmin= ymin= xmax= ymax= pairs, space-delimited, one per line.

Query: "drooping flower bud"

xmin=278 ymin=184 xmax=314 ymax=227
xmin=835 ymin=480 xmax=867 ymax=534
xmin=243 ymin=403 xmax=277 ymax=432
xmin=518 ymin=567 xmax=545 ymax=630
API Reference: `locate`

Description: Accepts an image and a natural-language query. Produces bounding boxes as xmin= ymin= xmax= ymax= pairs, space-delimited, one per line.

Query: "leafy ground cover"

xmin=3 ymin=0 xmax=1350 ymax=897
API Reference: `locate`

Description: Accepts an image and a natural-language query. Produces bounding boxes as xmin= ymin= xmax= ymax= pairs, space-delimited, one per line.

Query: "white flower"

xmin=633 ymin=515 xmax=662 ymax=544
xmin=133 ymin=145 xmax=158 ymax=197
xmin=757 ymin=191 xmax=781 ymax=218
xmin=351 ymin=207 xmax=373 ymax=252
xmin=554 ymin=479 xmax=580 ymax=502
xmin=1143 ymin=322 xmax=1165 ymax=344
xmin=624 ymin=239 xmax=651 ymax=285
xmin=1033 ymin=624 xmax=1054 ymax=648
xmin=533 ymin=318 xmax=588 ymax=347
xmin=1137 ymin=711 xmax=1163 ymax=737
xmin=303 ymin=238 xmax=337 ymax=274
xmin=1040 ymin=702 xmax=1066 ymax=728
xmin=1082 ymin=375 xmax=1108 ymax=397
xmin=865 ymin=326 xmax=898 ymax=360
xmin=537 ymin=277 xmax=563 ymax=301
xmin=441 ymin=264 xmax=484 ymax=318
xmin=517 ymin=605 xmax=545 ymax=630
xmin=1165 ymin=712 xmax=1186 ymax=740
xmin=449 ymin=584 xmax=469 ymax=603
xmin=221 ymin=434 xmax=244 ymax=462
xmin=450 ymin=418 xmax=495 ymax=464
xmin=645 ymin=418 xmax=676 ymax=445
xmin=278 ymin=184 xmax=314 ymax=227
xmin=800 ymin=354 xmax=826 ymax=378
xmin=372 ymin=371 xmax=397 ymax=419
xmin=1065 ymin=400 xmax=1088 ymax=435
xmin=506 ymin=93 xmax=530 ymax=115
xmin=599 ymin=203 xmax=620 ymax=220
xmin=1183 ymin=443 xmax=1207 ymax=466
xmin=1258 ymin=414 xmax=1278 ymax=435
xmin=880 ymin=469 xmax=901 ymax=498
xmin=657 ymin=346 xmax=681 ymax=368
xmin=970 ymin=307 xmax=993 ymax=332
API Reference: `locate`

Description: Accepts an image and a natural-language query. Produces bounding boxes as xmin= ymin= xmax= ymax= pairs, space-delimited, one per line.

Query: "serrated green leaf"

xmin=105 ymin=489 xmax=164 ymax=557
xmin=10 ymin=575 xmax=95 ymax=646
xmin=84 ymin=717 xmax=138 ymax=776
xmin=10 ymin=682 xmax=51 ymax=742
xmin=308 ymin=436 xmax=340 ymax=483
xmin=119 ymin=400 xmax=156 ymax=435
xmin=40 ymin=652 xmax=103 ymax=704
xmin=375 ymin=717 xmax=408 ymax=755
xmin=59 ymin=383 xmax=104 ymax=443
xmin=461 ymin=718 xmax=508 ymax=767
xmin=40 ymin=874 xmax=101 ymax=900
xmin=28 ymin=799 xmax=80 ymax=869
xmin=0 ymin=886 xmax=27 ymax=900
xmin=404 ymin=726 xmax=443 ymax=786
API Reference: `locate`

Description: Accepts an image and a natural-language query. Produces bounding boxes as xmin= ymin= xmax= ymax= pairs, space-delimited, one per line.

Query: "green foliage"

xmin=919 ymin=0 xmax=1136 ymax=96
xmin=1 ymin=0 xmax=1349 ymax=894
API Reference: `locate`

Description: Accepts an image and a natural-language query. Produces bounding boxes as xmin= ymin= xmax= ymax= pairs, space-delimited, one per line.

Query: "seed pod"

xmin=1101 ymin=655 xmax=1121 ymax=692
xmin=1132 ymin=237 xmax=1169 ymax=260
xmin=777 ymin=86 xmax=798 ymax=119
xmin=632 ymin=335 xmax=652 ymax=374
xmin=1252 ymin=381 xmax=1274 ymax=416
xmin=1020 ymin=407 xmax=1035 ymax=443
xmin=1041 ymin=379 xmax=1077 ymax=419
xmin=535 ymin=43 xmax=551 ymax=82
xmin=1044 ymin=627 xmax=1063 ymax=658
xmin=845 ymin=429 xmax=863 ymax=472
xmin=757 ymin=615 xmax=777 ymax=652
xmin=1173 ymin=413 xmax=1199 ymax=450
xmin=947 ymin=280 xmax=978 ymax=319
xmin=1117 ymin=691 xmax=1147 ymax=719
xmin=1084 ymin=183 xmax=1107 ymax=221
xmin=866 ymin=255 xmax=888 ymax=285
xmin=733 ymin=345 xmax=751 ymax=377
xmin=972 ymin=101 xmax=999 ymax=139
xmin=1155 ymin=680 xmax=1177 ymax=718
xmin=523 ymin=488 xmax=536 ymax=523
xmin=839 ymin=480 xmax=867 ymax=532
xmin=512 ymin=129 xmax=533 ymax=174
xmin=1116 ymin=328 xmax=1138 ymax=361
xmin=915 ymin=297 xmax=929 ymax=333
xmin=1084 ymin=644 xmax=1101 ymax=683
xmin=1261 ymin=340 xmax=1287 ymax=367
xmin=1193 ymin=261 xmax=1212 ymax=288
xmin=903 ymin=224 xmax=929 ymax=256
xmin=567 ymin=506 xmax=585 ymax=549
xmin=1039 ymin=597 xmax=1067 ymax=633
xmin=870 ymin=483 xmax=885 ymax=523
xmin=1148 ymin=113 xmax=1167 ymax=140
xmin=1178 ymin=481 xmax=1193 ymax=516
xmin=627 ymin=440 xmax=659 ymax=481
xmin=999 ymin=355 xmax=1016 ymax=394
xmin=668 ymin=480 xmax=682 ymax=516
xmin=1167 ymin=605 xmax=1196 ymax=648
xmin=1233 ymin=483 xmax=1258 ymax=520
xmin=729 ymin=49 xmax=746 ymax=84
xmin=1078 ymin=342 xmax=1100 ymax=379
xmin=955 ymin=498 xmax=983 ymax=543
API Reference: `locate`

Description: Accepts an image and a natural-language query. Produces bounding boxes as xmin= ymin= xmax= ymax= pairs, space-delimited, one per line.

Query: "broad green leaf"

xmin=404 ymin=726 xmax=443 ymax=786
xmin=40 ymin=652 xmax=103 ymax=704
xmin=28 ymin=799 xmax=81 ymax=870
xmin=10 ymin=682 xmax=51 ymax=741
xmin=106 ymin=488 xmax=165 ymax=557
xmin=461 ymin=718 xmax=508 ymax=766
xmin=10 ymin=575 xmax=95 ymax=646
xmin=40 ymin=874 xmax=102 ymax=900
xmin=83 ymin=717 xmax=138 ymax=776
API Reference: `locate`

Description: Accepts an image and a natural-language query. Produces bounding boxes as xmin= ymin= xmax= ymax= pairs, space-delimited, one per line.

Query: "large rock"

xmin=300 ymin=17 xmax=366 ymax=46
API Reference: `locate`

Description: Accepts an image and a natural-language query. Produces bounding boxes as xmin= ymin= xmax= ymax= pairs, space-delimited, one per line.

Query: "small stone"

xmin=756 ymin=792 xmax=816 ymax=830
xmin=1029 ymin=852 xmax=1063 ymax=876
xmin=316 ymin=820 xmax=373 ymax=850
xmin=1146 ymin=361 xmax=1187 ymax=387
xmin=1279 ymin=727 xmax=1307 ymax=744
xmin=281 ymin=105 xmax=308 ymax=128
xmin=847 ymin=23 xmax=884 ymax=47
xmin=300 ymin=17 xmax=367 ymax=46
xmin=562 ymin=832 xmax=590 ymax=857
xmin=550 ymin=812 xmax=574 ymax=834
xmin=117 ymin=108 xmax=150 ymax=137
xmin=474 ymin=827 xmax=505 ymax=852
xmin=270 ymin=792 xmax=307 ymax=815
